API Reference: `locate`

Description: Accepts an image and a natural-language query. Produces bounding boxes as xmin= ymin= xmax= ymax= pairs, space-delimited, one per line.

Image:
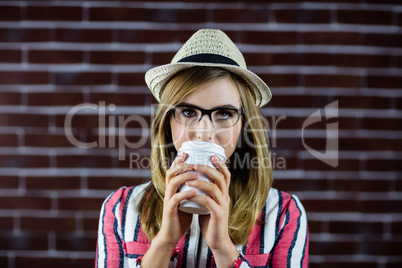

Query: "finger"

xmin=210 ymin=155 xmax=231 ymax=185
xmin=165 ymin=189 xmax=198 ymax=215
xmin=187 ymin=195 xmax=223 ymax=217
xmin=166 ymin=162 xmax=195 ymax=181
xmin=185 ymin=179 xmax=226 ymax=206
xmin=193 ymin=164 xmax=227 ymax=195
xmin=165 ymin=172 xmax=199 ymax=199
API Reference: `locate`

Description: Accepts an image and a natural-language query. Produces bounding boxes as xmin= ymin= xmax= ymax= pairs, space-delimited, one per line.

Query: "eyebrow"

xmin=178 ymin=102 xmax=240 ymax=110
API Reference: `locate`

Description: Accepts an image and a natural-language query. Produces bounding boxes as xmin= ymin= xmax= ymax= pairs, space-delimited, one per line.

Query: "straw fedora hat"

xmin=145 ymin=29 xmax=272 ymax=107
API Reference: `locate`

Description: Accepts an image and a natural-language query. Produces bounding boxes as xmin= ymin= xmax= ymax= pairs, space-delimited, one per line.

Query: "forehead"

xmin=183 ymin=78 xmax=241 ymax=108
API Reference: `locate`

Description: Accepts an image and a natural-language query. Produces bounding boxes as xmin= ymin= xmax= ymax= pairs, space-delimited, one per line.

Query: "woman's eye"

xmin=182 ymin=109 xmax=197 ymax=117
xmin=215 ymin=110 xmax=233 ymax=120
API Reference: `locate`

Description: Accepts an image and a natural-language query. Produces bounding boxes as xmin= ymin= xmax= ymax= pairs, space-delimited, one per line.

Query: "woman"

xmin=96 ymin=29 xmax=309 ymax=267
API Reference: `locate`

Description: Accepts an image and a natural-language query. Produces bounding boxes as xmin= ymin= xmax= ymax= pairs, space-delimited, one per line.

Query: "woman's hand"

xmin=185 ymin=155 xmax=239 ymax=267
xmin=157 ymin=152 xmax=198 ymax=247
xmin=141 ymin=153 xmax=198 ymax=267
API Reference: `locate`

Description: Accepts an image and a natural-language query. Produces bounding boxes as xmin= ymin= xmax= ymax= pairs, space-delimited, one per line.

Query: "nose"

xmin=191 ymin=114 xmax=214 ymax=141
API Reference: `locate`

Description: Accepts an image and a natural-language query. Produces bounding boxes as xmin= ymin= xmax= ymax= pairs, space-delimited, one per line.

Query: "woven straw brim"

xmin=145 ymin=62 xmax=272 ymax=108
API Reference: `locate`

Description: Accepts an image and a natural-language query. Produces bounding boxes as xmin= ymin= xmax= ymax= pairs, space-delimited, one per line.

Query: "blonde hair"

xmin=138 ymin=67 xmax=273 ymax=245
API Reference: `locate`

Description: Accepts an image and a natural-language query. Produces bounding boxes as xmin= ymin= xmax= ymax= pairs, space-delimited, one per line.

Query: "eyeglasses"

xmin=171 ymin=104 xmax=242 ymax=128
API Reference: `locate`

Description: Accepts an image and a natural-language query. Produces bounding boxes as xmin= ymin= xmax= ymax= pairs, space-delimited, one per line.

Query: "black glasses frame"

xmin=171 ymin=104 xmax=243 ymax=127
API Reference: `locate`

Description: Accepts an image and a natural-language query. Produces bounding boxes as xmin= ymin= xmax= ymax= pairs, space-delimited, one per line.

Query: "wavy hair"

xmin=138 ymin=67 xmax=273 ymax=245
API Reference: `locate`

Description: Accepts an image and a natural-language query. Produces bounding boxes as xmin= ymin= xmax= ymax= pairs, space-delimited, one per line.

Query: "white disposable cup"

xmin=178 ymin=141 xmax=226 ymax=215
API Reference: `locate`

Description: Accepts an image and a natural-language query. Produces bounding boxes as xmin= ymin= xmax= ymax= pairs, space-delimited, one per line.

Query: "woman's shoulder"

xmin=102 ymin=181 xmax=151 ymax=209
xmin=265 ymin=187 xmax=306 ymax=219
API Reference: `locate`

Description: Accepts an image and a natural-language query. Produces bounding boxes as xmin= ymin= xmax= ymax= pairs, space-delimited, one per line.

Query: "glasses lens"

xmin=174 ymin=106 xmax=201 ymax=126
xmin=212 ymin=109 xmax=240 ymax=128
xmin=173 ymin=106 xmax=241 ymax=128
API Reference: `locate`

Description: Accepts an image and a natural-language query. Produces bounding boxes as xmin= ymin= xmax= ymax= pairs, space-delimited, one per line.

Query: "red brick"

xmin=304 ymin=32 xmax=360 ymax=45
xmin=89 ymin=7 xmax=146 ymax=21
xmin=367 ymin=75 xmax=402 ymax=89
xmin=390 ymin=221 xmax=402 ymax=234
xmin=149 ymin=8 xmax=207 ymax=23
xmin=58 ymin=197 xmax=104 ymax=211
xmin=0 ymin=155 xmax=49 ymax=168
xmin=387 ymin=261 xmax=402 ymax=268
xmin=308 ymin=220 xmax=323 ymax=234
xmin=28 ymin=50 xmax=83 ymax=64
xmin=83 ymin=217 xmax=98 ymax=231
xmin=25 ymin=134 xmax=76 ymax=148
xmin=0 ymin=113 xmax=50 ymax=127
xmin=273 ymin=138 xmax=304 ymax=151
xmin=310 ymin=241 xmax=356 ymax=255
xmin=241 ymin=31 xmax=299 ymax=45
xmin=118 ymin=72 xmax=146 ymax=86
xmin=55 ymin=72 xmax=111 ymax=85
xmin=54 ymin=28 xmax=112 ymax=43
xmin=0 ymin=49 xmax=21 ymax=63
xmin=56 ymin=233 xmax=96 ymax=251
xmin=263 ymin=115 xmax=303 ymax=130
xmin=0 ymin=176 xmax=18 ymax=188
xmin=0 ymin=28 xmax=49 ymax=42
xmin=360 ymin=200 xmax=402 ymax=213
xmin=243 ymin=52 xmax=273 ymax=66
xmin=89 ymin=51 xmax=146 ymax=65
xmin=15 ymin=257 xmax=73 ymax=268
xmin=0 ymin=196 xmax=51 ymax=210
xmin=0 ymin=134 xmax=18 ymax=147
xmin=20 ymin=217 xmax=76 ymax=232
xmin=72 ymin=258 xmax=95 ymax=267
xmin=273 ymin=178 xmax=328 ymax=192
xmin=276 ymin=53 xmax=331 ymax=66
xmin=334 ymin=54 xmax=390 ymax=68
xmin=334 ymin=179 xmax=389 ymax=192
xmin=151 ymin=51 xmax=175 ymax=65
xmin=269 ymin=95 xmax=330 ymax=108
xmin=310 ymin=262 xmax=377 ymax=268
xmin=304 ymin=74 xmax=361 ymax=88
xmin=0 ymin=71 xmax=48 ymax=85
xmin=0 ymin=217 xmax=13 ymax=230
xmin=338 ymin=10 xmax=392 ymax=25
xmin=27 ymin=6 xmax=82 ymax=21
xmin=361 ymin=241 xmax=402 ymax=255
xmin=364 ymin=33 xmax=402 ymax=47
xmin=329 ymin=221 xmax=383 ymax=234
xmin=302 ymin=199 xmax=359 ymax=212
xmin=340 ymin=138 xmax=395 ymax=151
xmin=275 ymin=9 xmax=330 ymax=23
xmin=0 ymin=234 xmax=48 ymax=250
xmin=258 ymin=73 xmax=299 ymax=87
xmin=0 ymin=6 xmax=21 ymax=21
xmin=55 ymin=114 xmax=99 ymax=128
xmin=0 ymin=92 xmax=20 ymax=104
xmin=362 ymin=117 xmax=402 ymax=130
xmin=56 ymin=154 xmax=113 ymax=168
xmin=338 ymin=96 xmax=390 ymax=109
xmin=366 ymin=159 xmax=402 ymax=172
xmin=89 ymin=93 xmax=147 ymax=106
xmin=118 ymin=29 xmax=177 ymax=43
xmin=213 ymin=8 xmax=269 ymax=23
xmin=304 ymin=158 xmax=360 ymax=171
xmin=25 ymin=176 xmax=81 ymax=190
xmin=87 ymin=176 xmax=144 ymax=190
xmin=27 ymin=92 xmax=83 ymax=106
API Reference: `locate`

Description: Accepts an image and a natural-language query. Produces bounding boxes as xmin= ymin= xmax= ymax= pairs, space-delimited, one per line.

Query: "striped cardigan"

xmin=96 ymin=182 xmax=309 ymax=267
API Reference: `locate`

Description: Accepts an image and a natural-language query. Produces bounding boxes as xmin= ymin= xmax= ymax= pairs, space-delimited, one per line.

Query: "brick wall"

xmin=0 ymin=1 xmax=401 ymax=267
